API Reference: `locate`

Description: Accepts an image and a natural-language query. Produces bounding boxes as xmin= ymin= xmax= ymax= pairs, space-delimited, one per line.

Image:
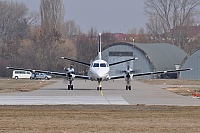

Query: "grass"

xmin=138 ymin=79 xmax=200 ymax=85
xmin=0 ymin=79 xmax=56 ymax=93
xmin=139 ymin=79 xmax=200 ymax=97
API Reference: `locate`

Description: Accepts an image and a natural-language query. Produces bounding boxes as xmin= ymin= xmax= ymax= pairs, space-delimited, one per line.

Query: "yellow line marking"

xmin=100 ymin=90 xmax=104 ymax=96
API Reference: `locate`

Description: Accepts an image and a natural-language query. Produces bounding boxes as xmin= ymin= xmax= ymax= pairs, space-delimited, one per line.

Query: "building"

xmin=100 ymin=42 xmax=187 ymax=79
xmin=180 ymin=48 xmax=200 ymax=79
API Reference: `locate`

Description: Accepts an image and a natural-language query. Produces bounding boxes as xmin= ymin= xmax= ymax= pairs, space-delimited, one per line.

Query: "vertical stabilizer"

xmin=98 ymin=33 xmax=102 ymax=60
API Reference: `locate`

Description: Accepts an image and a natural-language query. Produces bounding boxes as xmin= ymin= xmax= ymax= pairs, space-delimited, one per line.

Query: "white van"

xmin=12 ymin=70 xmax=32 ymax=79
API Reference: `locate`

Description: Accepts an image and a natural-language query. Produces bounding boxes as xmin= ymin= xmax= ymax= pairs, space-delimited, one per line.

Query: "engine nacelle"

xmin=66 ymin=73 xmax=75 ymax=81
xmin=125 ymin=73 xmax=132 ymax=82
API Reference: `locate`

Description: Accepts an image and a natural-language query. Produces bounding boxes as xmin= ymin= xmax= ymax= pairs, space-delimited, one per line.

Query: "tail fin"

xmin=98 ymin=33 xmax=102 ymax=60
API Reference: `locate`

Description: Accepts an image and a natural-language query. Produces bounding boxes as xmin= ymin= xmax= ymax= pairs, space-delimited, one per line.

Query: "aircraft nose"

xmin=95 ymin=71 xmax=104 ymax=78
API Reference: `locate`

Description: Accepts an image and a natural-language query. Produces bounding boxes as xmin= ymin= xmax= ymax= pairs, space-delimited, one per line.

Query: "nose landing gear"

xmin=97 ymin=79 xmax=102 ymax=91
xmin=126 ymin=80 xmax=131 ymax=90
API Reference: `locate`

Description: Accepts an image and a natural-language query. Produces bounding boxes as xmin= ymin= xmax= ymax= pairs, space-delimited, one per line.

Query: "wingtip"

xmin=6 ymin=67 xmax=14 ymax=69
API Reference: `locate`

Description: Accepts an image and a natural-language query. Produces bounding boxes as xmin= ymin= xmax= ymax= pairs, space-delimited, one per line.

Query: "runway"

xmin=0 ymin=79 xmax=199 ymax=106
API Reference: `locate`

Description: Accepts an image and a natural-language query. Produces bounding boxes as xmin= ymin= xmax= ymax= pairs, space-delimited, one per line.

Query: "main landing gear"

xmin=126 ymin=80 xmax=131 ymax=90
xmin=126 ymin=85 xmax=131 ymax=90
xmin=68 ymin=81 xmax=74 ymax=90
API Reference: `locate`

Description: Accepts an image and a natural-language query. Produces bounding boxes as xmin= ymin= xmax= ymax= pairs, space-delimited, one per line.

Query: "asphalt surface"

xmin=0 ymin=79 xmax=199 ymax=106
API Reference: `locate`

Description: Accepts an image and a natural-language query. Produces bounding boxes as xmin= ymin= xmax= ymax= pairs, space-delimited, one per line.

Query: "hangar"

xmin=100 ymin=42 xmax=187 ymax=79
xmin=180 ymin=48 xmax=200 ymax=79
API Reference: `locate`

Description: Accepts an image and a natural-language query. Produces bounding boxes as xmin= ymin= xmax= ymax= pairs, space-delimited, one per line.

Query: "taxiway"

xmin=0 ymin=79 xmax=199 ymax=106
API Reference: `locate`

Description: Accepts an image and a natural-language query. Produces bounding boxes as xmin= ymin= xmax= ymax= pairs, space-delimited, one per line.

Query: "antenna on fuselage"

xmin=98 ymin=33 xmax=102 ymax=60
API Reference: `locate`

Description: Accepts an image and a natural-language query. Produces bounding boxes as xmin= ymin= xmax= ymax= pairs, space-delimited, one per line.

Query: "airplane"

xmin=7 ymin=33 xmax=191 ymax=91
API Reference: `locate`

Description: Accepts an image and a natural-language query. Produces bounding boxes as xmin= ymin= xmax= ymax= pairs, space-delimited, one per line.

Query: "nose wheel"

xmin=97 ymin=79 xmax=102 ymax=91
xmin=97 ymin=87 xmax=102 ymax=91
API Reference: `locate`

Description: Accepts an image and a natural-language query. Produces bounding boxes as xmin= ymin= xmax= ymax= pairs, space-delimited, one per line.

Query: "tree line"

xmin=0 ymin=0 xmax=97 ymax=77
xmin=0 ymin=0 xmax=200 ymax=77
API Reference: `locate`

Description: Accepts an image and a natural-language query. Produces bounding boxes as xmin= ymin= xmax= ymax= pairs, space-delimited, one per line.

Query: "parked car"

xmin=12 ymin=70 xmax=32 ymax=80
xmin=30 ymin=73 xmax=52 ymax=80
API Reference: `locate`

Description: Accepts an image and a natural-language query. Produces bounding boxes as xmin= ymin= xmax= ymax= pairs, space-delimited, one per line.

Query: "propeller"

xmin=121 ymin=62 xmax=135 ymax=74
xmin=121 ymin=63 xmax=134 ymax=90
xmin=63 ymin=65 xmax=75 ymax=86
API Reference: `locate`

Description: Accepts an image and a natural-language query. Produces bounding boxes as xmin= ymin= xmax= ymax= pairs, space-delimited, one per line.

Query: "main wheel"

xmin=68 ymin=85 xmax=70 ymax=90
xmin=68 ymin=85 xmax=71 ymax=90
xmin=126 ymin=85 xmax=128 ymax=90
xmin=129 ymin=86 xmax=131 ymax=90
xmin=45 ymin=76 xmax=49 ymax=80
xmin=68 ymin=85 xmax=73 ymax=90
xmin=71 ymin=85 xmax=74 ymax=90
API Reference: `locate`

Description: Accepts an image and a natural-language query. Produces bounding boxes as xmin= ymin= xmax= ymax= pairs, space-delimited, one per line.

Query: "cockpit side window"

xmin=100 ymin=63 xmax=106 ymax=67
xmin=93 ymin=63 xmax=99 ymax=67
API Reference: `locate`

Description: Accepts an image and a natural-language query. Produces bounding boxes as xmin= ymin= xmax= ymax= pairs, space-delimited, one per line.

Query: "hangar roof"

xmin=103 ymin=42 xmax=187 ymax=70
xmin=133 ymin=43 xmax=187 ymax=70
xmin=180 ymin=47 xmax=200 ymax=79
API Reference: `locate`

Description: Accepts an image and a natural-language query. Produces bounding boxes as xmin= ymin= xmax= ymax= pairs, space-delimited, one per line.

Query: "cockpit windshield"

xmin=93 ymin=63 xmax=108 ymax=67
xmin=93 ymin=63 xmax=99 ymax=67
xmin=100 ymin=63 xmax=106 ymax=67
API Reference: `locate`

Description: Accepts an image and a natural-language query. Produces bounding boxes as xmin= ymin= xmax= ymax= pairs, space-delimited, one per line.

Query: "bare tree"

xmin=127 ymin=27 xmax=138 ymax=34
xmin=65 ymin=20 xmax=81 ymax=38
xmin=40 ymin=0 xmax=64 ymax=34
xmin=101 ymin=32 xmax=116 ymax=47
xmin=26 ymin=11 xmax=40 ymax=26
xmin=0 ymin=1 xmax=28 ymax=43
xmin=34 ymin=0 xmax=74 ymax=71
xmin=145 ymin=0 xmax=200 ymax=50
xmin=0 ymin=1 xmax=29 ymax=65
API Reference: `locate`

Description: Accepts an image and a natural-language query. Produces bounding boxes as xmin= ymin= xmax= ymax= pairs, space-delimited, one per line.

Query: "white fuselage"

xmin=89 ymin=59 xmax=110 ymax=81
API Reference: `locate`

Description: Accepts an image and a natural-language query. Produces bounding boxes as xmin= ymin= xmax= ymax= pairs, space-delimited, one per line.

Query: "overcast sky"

xmin=9 ymin=0 xmax=147 ymax=33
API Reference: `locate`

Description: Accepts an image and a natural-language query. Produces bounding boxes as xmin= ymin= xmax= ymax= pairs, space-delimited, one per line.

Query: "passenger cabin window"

xmin=100 ymin=63 xmax=106 ymax=67
xmin=93 ymin=63 xmax=99 ymax=67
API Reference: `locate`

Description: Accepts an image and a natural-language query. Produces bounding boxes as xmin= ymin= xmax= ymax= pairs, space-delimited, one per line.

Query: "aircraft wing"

xmin=47 ymin=71 xmax=66 ymax=77
xmin=109 ymin=75 xmax=125 ymax=79
xmin=74 ymin=75 xmax=90 ymax=79
xmin=132 ymin=68 xmax=192 ymax=77
xmin=6 ymin=67 xmax=91 ymax=79
xmin=61 ymin=57 xmax=90 ymax=66
xmin=109 ymin=68 xmax=191 ymax=79
xmin=6 ymin=67 xmax=51 ymax=74
xmin=109 ymin=57 xmax=138 ymax=66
